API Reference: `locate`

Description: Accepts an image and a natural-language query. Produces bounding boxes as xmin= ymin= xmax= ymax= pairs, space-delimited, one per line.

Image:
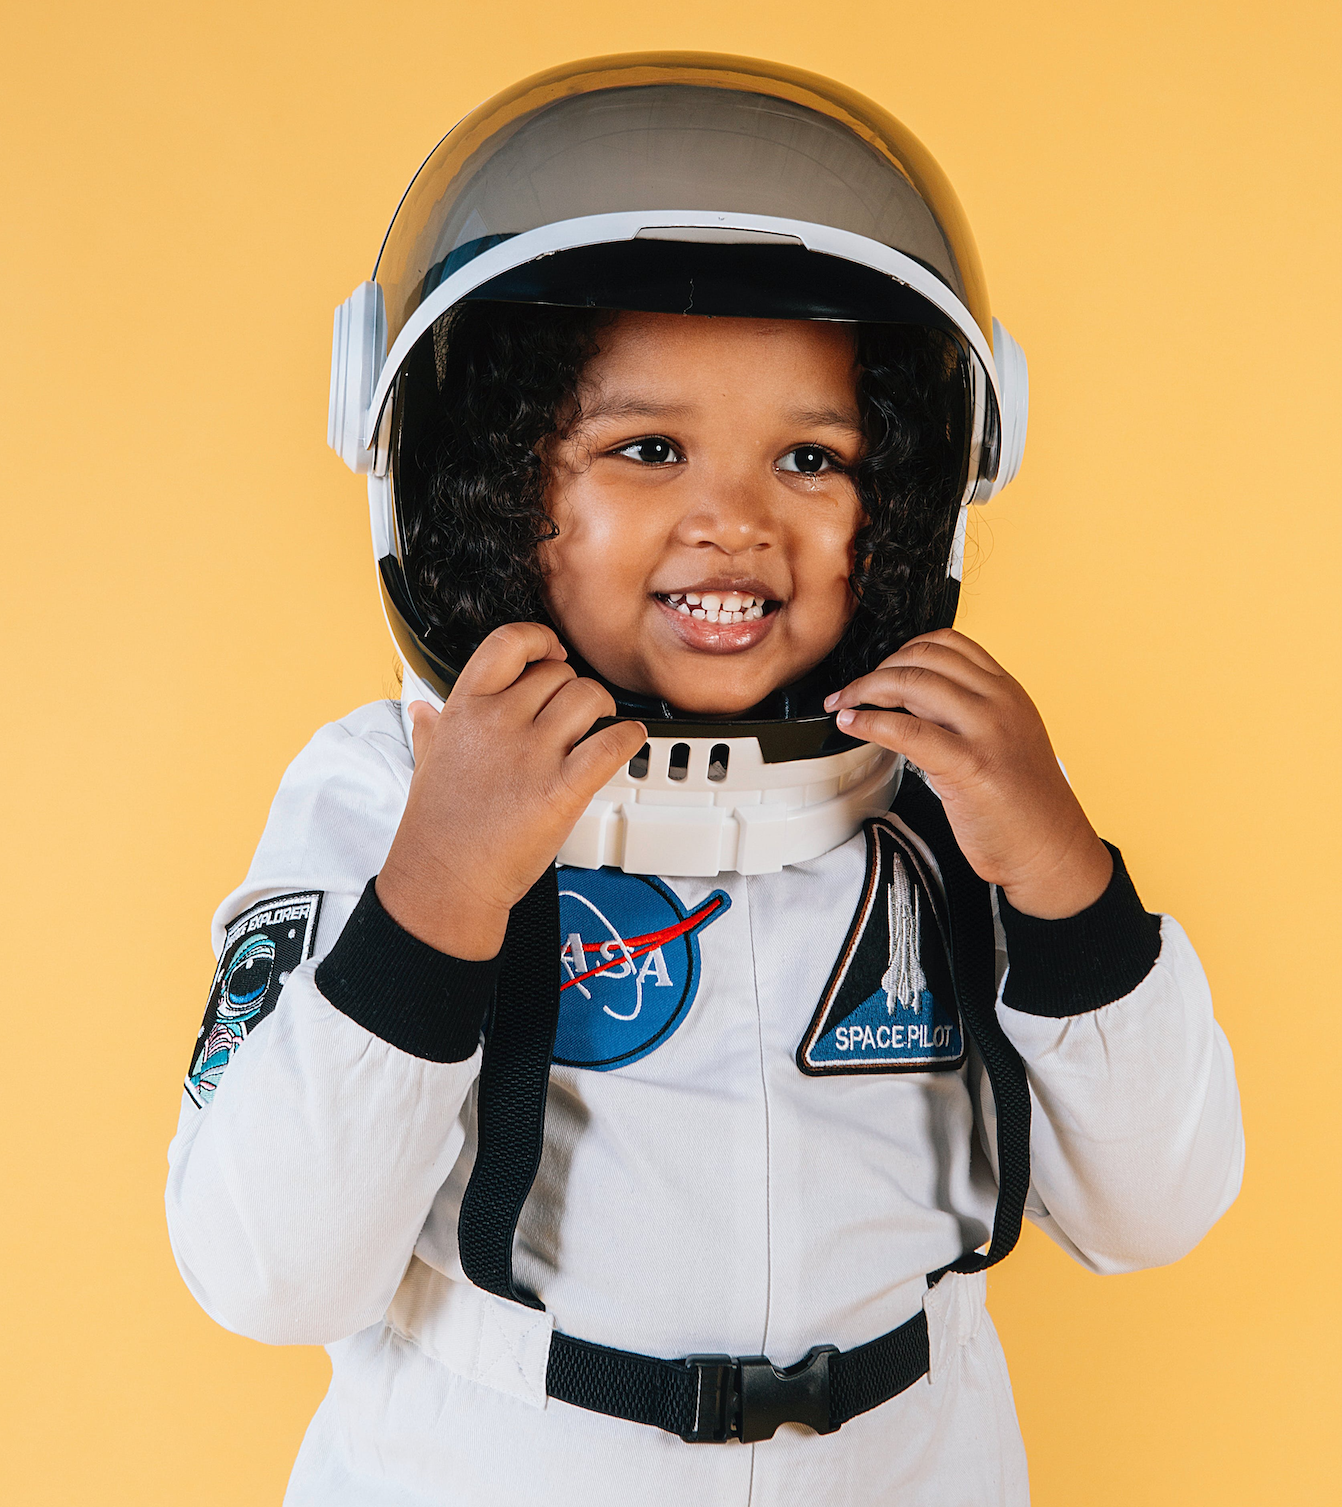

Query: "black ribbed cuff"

xmin=997 ymin=844 xmax=1163 ymax=1017
xmin=315 ymin=878 xmax=499 ymax=1062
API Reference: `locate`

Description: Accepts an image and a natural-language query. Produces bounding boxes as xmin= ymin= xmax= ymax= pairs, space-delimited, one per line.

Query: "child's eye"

xmin=614 ymin=437 xmax=682 ymax=465
xmin=777 ymin=445 xmax=836 ymax=475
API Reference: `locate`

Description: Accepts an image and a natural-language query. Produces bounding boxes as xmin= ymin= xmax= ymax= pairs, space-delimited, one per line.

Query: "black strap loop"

xmin=456 ymin=866 xmax=561 ymax=1309
xmin=891 ymin=772 xmax=1032 ymax=1274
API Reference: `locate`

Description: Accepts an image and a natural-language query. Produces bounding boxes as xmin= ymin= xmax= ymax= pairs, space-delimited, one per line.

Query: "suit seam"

xmin=743 ymin=874 xmax=773 ymax=1351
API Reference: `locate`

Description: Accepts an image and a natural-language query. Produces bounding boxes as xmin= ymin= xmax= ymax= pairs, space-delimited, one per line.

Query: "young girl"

xmin=168 ymin=54 xmax=1243 ymax=1504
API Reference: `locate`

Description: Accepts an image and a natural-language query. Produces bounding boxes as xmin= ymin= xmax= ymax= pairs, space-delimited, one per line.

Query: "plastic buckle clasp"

xmin=681 ymin=1346 xmax=839 ymax=1443
xmin=681 ymin=1355 xmax=735 ymax=1442
xmin=737 ymin=1345 xmax=839 ymax=1443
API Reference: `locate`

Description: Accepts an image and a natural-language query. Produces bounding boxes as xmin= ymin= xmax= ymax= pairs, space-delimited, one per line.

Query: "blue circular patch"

xmin=554 ymin=868 xmax=730 ymax=1071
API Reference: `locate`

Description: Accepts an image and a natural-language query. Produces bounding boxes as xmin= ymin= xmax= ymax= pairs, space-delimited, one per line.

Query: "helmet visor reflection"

xmin=375 ymin=75 xmax=986 ymax=351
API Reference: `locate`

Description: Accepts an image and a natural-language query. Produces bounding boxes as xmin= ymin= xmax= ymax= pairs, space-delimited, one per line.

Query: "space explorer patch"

xmin=185 ymin=891 xmax=322 ymax=1106
xmin=797 ymin=821 xmax=965 ymax=1075
xmin=554 ymin=867 xmax=729 ymax=1071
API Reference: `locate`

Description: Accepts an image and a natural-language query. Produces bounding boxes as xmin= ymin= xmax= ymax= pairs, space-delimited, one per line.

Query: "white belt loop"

xmin=387 ymin=1256 xmax=555 ymax=1409
xmin=922 ymin=1269 xmax=987 ymax=1387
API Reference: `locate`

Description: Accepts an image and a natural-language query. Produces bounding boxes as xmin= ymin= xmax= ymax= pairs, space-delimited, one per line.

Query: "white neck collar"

xmin=397 ymin=662 xmax=899 ymax=877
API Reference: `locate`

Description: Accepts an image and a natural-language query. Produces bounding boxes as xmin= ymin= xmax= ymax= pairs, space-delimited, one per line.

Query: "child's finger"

xmin=453 ymin=622 xmax=567 ymax=699
xmin=835 ymin=707 xmax=964 ymax=772
xmin=874 ymin=638 xmax=1003 ymax=693
xmin=533 ymin=675 xmax=618 ymax=748
xmin=827 ymin=665 xmax=986 ymax=735
xmin=904 ymin=628 xmax=1007 ymax=676
xmin=825 ymin=645 xmax=989 ymax=707
xmin=562 ymin=720 xmax=648 ymax=798
xmin=500 ymin=658 xmax=580 ymax=720
xmin=406 ymin=700 xmax=440 ymax=765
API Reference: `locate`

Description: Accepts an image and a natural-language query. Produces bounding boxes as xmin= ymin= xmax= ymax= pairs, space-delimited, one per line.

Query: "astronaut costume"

xmin=167 ymin=55 xmax=1244 ymax=1505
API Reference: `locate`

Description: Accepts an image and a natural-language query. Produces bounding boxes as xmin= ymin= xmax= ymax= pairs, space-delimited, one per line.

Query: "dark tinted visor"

xmin=463 ymin=240 xmax=962 ymax=336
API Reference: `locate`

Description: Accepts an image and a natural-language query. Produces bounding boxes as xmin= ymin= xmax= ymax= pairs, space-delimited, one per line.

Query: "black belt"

xmin=547 ymin=1306 xmax=930 ymax=1443
xmin=456 ymin=770 xmax=1031 ymax=1442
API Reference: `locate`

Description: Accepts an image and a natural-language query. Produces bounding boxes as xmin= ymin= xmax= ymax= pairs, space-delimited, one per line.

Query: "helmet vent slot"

xmin=707 ymin=744 xmax=730 ymax=782
xmin=668 ymin=743 xmax=691 ymax=781
xmin=628 ymin=744 xmax=651 ymax=780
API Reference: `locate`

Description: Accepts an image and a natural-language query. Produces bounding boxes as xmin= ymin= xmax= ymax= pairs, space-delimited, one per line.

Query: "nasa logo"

xmin=554 ymin=867 xmax=730 ymax=1071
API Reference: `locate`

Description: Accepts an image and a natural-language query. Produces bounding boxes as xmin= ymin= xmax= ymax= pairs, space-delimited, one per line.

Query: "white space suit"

xmin=166 ymin=675 xmax=1243 ymax=1505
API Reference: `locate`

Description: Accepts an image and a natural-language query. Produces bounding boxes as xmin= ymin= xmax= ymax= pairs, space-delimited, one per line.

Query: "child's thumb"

xmin=407 ymin=700 xmax=440 ymax=765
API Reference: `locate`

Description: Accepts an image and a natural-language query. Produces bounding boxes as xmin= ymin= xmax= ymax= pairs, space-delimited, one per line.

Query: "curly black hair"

xmin=397 ymin=299 xmax=967 ymax=691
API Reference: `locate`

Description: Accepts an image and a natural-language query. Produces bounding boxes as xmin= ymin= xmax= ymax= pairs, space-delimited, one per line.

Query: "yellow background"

xmin=2 ymin=1 xmax=1338 ymax=1500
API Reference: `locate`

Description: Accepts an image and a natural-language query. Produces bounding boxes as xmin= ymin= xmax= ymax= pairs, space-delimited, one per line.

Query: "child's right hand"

xmin=376 ymin=623 xmax=646 ymax=960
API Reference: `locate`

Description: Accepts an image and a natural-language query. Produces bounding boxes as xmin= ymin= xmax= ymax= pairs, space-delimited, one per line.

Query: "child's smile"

xmin=540 ymin=311 xmax=866 ymax=716
xmin=653 ymin=580 xmax=777 ymax=652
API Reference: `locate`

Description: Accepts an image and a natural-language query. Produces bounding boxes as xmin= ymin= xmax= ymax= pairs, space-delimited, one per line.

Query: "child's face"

xmin=540 ymin=312 xmax=865 ymax=716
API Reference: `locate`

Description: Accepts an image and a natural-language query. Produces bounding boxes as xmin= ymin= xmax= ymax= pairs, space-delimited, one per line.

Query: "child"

xmin=167 ymin=55 xmax=1243 ymax=1505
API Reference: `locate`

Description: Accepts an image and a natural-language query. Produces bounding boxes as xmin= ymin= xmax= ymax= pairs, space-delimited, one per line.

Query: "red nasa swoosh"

xmin=559 ymin=894 xmax=726 ymax=990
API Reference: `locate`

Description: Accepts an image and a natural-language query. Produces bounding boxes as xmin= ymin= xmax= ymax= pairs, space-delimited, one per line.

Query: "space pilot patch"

xmin=797 ymin=821 xmax=965 ymax=1075
xmin=185 ymin=891 xmax=322 ymax=1106
xmin=554 ymin=867 xmax=730 ymax=1071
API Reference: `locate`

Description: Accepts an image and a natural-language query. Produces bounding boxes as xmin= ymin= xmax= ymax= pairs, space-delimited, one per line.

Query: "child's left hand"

xmin=825 ymin=629 xmax=1113 ymax=919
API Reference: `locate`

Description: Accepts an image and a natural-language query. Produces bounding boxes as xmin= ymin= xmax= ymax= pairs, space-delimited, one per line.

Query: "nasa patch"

xmin=797 ymin=821 xmax=965 ymax=1075
xmin=186 ymin=891 xmax=322 ymax=1106
xmin=554 ymin=868 xmax=730 ymax=1071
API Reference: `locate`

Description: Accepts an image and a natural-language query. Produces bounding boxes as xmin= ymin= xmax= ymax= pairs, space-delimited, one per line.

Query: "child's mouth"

xmin=658 ymin=590 xmax=773 ymax=624
xmin=652 ymin=589 xmax=781 ymax=652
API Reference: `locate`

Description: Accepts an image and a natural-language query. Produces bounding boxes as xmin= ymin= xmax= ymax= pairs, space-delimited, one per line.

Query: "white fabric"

xmin=387 ymin=1258 xmax=554 ymax=1410
xmin=166 ymin=698 xmax=1244 ymax=1505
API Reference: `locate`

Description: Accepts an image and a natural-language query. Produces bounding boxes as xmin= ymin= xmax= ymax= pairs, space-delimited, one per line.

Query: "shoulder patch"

xmin=554 ymin=867 xmax=729 ymax=1071
xmin=186 ymin=891 xmax=323 ymax=1106
xmin=797 ymin=821 xmax=965 ymax=1075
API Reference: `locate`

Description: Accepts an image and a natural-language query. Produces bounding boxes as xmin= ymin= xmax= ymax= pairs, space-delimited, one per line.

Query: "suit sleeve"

xmin=978 ymin=846 xmax=1244 ymax=1274
xmin=165 ymin=709 xmax=496 ymax=1345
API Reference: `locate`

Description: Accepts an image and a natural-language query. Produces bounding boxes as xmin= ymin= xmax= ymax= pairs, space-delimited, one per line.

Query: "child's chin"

xmin=650 ymin=680 xmax=778 ymax=718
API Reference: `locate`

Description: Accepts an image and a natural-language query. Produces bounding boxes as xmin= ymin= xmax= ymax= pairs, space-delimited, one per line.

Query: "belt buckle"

xmin=681 ymin=1345 xmax=839 ymax=1443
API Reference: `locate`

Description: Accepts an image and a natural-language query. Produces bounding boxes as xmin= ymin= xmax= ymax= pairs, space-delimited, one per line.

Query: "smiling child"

xmin=167 ymin=56 xmax=1243 ymax=1506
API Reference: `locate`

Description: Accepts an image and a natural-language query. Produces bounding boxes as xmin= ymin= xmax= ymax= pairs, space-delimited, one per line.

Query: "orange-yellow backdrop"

xmin=3 ymin=1 xmax=1338 ymax=1501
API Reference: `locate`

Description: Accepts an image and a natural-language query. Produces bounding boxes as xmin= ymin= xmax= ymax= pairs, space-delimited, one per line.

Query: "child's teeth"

xmin=670 ymin=590 xmax=770 ymax=624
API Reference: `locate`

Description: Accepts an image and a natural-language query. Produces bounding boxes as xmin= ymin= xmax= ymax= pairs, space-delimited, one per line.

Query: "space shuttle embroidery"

xmin=881 ymin=859 xmax=926 ymax=1016
xmin=797 ymin=819 xmax=964 ymax=1076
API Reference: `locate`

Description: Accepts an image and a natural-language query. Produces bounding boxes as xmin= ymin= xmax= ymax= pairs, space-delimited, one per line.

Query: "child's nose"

xmin=675 ymin=470 xmax=777 ymax=551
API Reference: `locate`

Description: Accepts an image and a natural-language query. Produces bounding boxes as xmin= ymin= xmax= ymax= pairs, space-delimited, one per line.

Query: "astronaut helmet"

xmin=328 ymin=52 xmax=1027 ymax=878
